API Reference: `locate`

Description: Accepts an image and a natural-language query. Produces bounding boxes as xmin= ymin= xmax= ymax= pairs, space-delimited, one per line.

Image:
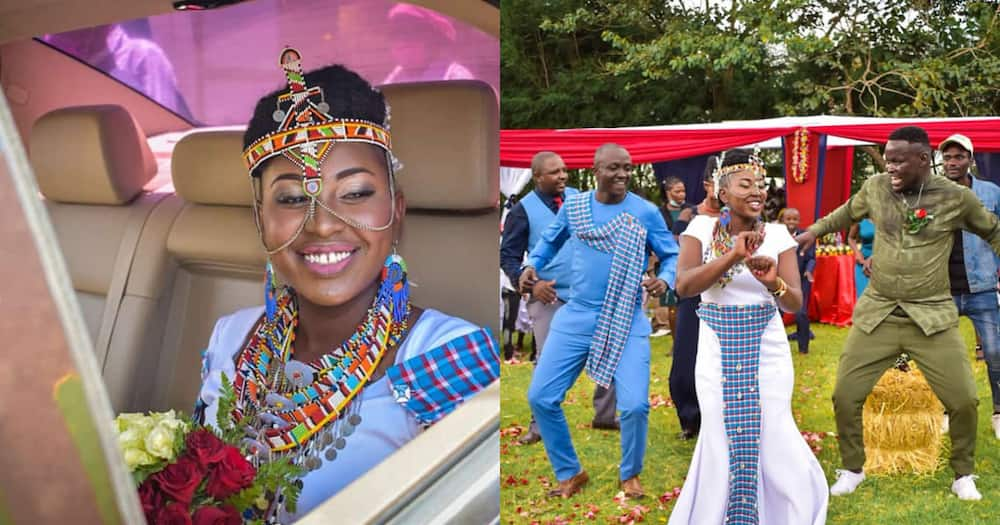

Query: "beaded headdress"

xmin=713 ymin=148 xmax=767 ymax=198
xmin=243 ymin=48 xmax=400 ymax=251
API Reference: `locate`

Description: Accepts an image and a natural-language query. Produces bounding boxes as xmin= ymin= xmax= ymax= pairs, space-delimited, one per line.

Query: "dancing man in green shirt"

xmin=796 ymin=126 xmax=1000 ymax=501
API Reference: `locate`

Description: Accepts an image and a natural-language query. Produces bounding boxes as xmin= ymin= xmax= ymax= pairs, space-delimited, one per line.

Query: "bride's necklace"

xmin=710 ymin=219 xmax=765 ymax=288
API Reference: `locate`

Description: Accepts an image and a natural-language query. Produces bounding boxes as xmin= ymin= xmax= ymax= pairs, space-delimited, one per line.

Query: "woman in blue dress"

xmin=193 ymin=49 xmax=499 ymax=523
xmin=849 ymin=218 xmax=875 ymax=298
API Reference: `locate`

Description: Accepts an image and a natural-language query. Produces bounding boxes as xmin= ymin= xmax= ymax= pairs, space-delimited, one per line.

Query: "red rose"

xmin=185 ymin=429 xmax=227 ymax=470
xmin=192 ymin=505 xmax=242 ymax=525
xmin=153 ymin=502 xmax=192 ymax=525
xmin=915 ymin=208 xmax=927 ymax=219
xmin=205 ymin=446 xmax=256 ymax=500
xmin=152 ymin=456 xmax=203 ymax=505
xmin=138 ymin=477 xmax=165 ymax=519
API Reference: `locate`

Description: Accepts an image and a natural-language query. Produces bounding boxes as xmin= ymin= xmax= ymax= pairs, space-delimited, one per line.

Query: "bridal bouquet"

xmin=114 ymin=381 xmax=302 ymax=524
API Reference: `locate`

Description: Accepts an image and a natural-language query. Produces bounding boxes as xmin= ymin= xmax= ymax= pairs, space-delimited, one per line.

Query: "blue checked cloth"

xmin=387 ymin=328 xmax=500 ymax=425
xmin=697 ymin=302 xmax=776 ymax=525
xmin=566 ymin=192 xmax=647 ymax=389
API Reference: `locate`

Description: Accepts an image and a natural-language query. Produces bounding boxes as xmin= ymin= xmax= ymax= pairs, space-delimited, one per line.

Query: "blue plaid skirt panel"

xmin=696 ymin=302 xmax=775 ymax=525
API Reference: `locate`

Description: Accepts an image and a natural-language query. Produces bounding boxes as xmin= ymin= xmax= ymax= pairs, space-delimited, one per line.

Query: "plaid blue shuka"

xmin=387 ymin=327 xmax=500 ymax=426
xmin=697 ymin=302 xmax=776 ymax=525
xmin=565 ymin=192 xmax=648 ymax=389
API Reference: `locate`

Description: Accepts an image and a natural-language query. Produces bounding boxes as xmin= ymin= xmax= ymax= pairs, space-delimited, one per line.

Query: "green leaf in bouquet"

xmin=215 ymin=374 xmax=243 ymax=446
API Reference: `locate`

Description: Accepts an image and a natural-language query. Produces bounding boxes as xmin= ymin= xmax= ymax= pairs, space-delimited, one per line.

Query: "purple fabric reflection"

xmin=44 ymin=25 xmax=191 ymax=120
xmin=382 ymin=4 xmax=474 ymax=84
xmin=42 ymin=0 xmax=498 ymax=125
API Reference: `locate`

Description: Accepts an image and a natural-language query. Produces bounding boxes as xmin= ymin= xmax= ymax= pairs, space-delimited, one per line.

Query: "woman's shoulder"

xmin=681 ymin=214 xmax=716 ymax=238
xmin=388 ymin=309 xmax=499 ymax=426
xmin=763 ymin=222 xmax=797 ymax=254
xmin=205 ymin=305 xmax=265 ymax=360
xmin=396 ymin=308 xmax=484 ymax=361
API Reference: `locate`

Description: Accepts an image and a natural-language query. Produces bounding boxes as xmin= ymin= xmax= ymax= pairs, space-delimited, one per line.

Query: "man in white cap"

xmin=940 ymin=133 xmax=1000 ymax=440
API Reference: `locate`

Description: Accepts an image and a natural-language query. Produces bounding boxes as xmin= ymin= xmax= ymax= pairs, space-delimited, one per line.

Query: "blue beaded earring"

xmin=265 ymin=257 xmax=278 ymax=323
xmin=720 ymin=206 xmax=732 ymax=228
xmin=377 ymin=245 xmax=409 ymax=325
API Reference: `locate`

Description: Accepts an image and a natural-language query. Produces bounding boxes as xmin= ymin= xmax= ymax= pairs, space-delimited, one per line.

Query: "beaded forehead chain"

xmin=713 ymin=148 xmax=767 ymax=198
xmin=242 ymin=47 xmax=395 ymax=198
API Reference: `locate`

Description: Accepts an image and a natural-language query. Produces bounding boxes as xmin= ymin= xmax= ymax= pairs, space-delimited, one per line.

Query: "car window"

xmin=40 ymin=0 xmax=499 ymax=125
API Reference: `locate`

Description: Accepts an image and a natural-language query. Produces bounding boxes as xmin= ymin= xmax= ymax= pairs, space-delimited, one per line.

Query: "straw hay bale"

xmin=862 ymin=365 xmax=944 ymax=475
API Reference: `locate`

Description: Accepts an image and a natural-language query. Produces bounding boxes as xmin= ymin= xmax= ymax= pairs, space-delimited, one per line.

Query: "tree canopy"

xmin=501 ymin=0 xmax=1000 ymax=129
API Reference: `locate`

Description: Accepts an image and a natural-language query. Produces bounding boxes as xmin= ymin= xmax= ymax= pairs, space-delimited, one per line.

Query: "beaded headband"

xmin=713 ymin=148 xmax=766 ymax=198
xmin=241 ymin=47 xmax=394 ymax=199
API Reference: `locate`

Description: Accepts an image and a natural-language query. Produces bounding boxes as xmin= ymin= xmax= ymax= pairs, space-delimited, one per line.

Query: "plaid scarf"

xmin=566 ymin=192 xmax=647 ymax=388
xmin=697 ymin=302 xmax=776 ymax=525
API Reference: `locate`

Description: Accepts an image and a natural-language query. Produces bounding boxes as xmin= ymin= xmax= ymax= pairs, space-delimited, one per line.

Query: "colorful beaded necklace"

xmin=230 ymin=257 xmax=411 ymax=459
xmin=709 ymin=218 xmax=766 ymax=288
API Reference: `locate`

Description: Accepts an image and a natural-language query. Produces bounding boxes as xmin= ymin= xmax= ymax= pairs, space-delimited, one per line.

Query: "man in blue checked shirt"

xmin=519 ymin=144 xmax=678 ymax=500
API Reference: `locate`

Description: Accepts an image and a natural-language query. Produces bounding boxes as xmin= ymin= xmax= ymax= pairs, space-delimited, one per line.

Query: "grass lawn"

xmin=500 ymin=319 xmax=1000 ymax=524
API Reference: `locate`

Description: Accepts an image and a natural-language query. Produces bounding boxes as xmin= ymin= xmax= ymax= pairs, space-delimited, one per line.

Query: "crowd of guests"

xmin=500 ymin=128 xmax=1000 ymax=519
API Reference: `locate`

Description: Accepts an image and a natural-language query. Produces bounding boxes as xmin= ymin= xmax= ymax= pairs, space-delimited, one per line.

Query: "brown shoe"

xmin=547 ymin=470 xmax=589 ymax=498
xmin=621 ymin=475 xmax=645 ymax=499
xmin=517 ymin=429 xmax=542 ymax=445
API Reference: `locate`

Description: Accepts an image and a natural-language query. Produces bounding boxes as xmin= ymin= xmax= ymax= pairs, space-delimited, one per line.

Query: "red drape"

xmin=809 ymin=255 xmax=856 ymax=326
xmin=819 ymin=146 xmax=854 ymax=220
xmin=499 ymin=127 xmax=795 ymax=168
xmin=500 ymin=118 xmax=1000 ymax=168
xmin=810 ymin=120 xmax=1000 ymax=151
xmin=783 ymin=130 xmax=823 ymax=227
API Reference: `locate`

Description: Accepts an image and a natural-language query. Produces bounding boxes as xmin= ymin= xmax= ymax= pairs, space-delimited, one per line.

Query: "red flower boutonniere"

xmin=905 ymin=208 xmax=934 ymax=234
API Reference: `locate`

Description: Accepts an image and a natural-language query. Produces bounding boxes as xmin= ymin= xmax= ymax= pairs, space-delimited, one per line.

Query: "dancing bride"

xmin=668 ymin=150 xmax=828 ymax=525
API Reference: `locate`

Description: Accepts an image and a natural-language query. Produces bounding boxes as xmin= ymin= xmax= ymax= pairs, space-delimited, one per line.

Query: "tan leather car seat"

xmin=152 ymin=129 xmax=264 ymax=412
xmin=381 ymin=80 xmax=499 ymax=332
xmin=32 ymin=104 xmax=184 ymax=412
xmin=154 ymin=79 xmax=499 ymax=413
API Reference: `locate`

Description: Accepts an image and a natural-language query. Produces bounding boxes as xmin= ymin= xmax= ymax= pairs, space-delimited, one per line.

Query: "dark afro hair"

xmin=716 ymin=149 xmax=757 ymax=195
xmin=887 ymin=126 xmax=930 ymax=149
xmin=243 ymin=64 xmax=387 ymax=176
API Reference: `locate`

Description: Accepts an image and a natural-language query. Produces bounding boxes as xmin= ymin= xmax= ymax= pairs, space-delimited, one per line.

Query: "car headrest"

xmin=171 ymin=80 xmax=499 ymax=211
xmin=381 ymin=80 xmax=498 ymax=211
xmin=171 ymin=129 xmax=252 ymax=206
xmin=31 ymin=105 xmax=157 ymax=205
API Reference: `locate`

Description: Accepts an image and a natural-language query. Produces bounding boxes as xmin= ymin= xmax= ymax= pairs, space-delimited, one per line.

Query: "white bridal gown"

xmin=668 ymin=216 xmax=828 ymax=525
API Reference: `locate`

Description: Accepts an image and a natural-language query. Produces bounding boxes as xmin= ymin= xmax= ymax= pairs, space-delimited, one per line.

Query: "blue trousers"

xmin=954 ymin=290 xmax=1000 ymax=411
xmin=528 ymin=325 xmax=650 ymax=482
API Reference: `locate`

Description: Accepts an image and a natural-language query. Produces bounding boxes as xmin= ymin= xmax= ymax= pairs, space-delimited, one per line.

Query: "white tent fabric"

xmin=500 ymin=166 xmax=532 ymax=197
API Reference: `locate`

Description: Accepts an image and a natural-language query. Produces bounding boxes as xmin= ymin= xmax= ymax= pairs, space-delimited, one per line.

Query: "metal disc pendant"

xmin=284 ymin=360 xmax=315 ymax=389
xmin=272 ymin=110 xmax=286 ymax=122
xmin=320 ymin=429 xmax=334 ymax=447
xmin=334 ymin=437 xmax=347 ymax=450
xmin=325 ymin=448 xmax=337 ymax=461
xmin=342 ymin=423 xmax=355 ymax=437
xmin=317 ymin=102 xmax=330 ymax=114
xmin=306 ymin=455 xmax=322 ymax=471
xmin=348 ymin=414 xmax=362 ymax=426
xmin=264 ymin=393 xmax=294 ymax=411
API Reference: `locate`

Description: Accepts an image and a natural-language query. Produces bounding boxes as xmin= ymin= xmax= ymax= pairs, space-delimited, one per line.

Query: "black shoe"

xmin=503 ymin=343 xmax=514 ymax=361
xmin=517 ymin=429 xmax=542 ymax=445
xmin=799 ymin=348 xmax=809 ymax=354
xmin=591 ymin=420 xmax=621 ymax=431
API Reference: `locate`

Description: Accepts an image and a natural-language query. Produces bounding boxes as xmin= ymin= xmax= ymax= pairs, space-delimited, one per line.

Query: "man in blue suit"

xmin=500 ymin=151 xmax=619 ymax=446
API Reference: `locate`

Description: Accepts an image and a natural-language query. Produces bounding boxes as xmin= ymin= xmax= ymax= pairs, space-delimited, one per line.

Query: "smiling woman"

xmin=191 ymin=49 xmax=500 ymax=523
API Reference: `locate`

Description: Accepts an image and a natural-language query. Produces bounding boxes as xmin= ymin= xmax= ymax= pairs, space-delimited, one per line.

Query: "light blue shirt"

xmin=197 ymin=308 xmax=479 ymax=522
xmin=526 ymin=192 xmax=679 ymax=337
xmin=961 ymin=175 xmax=1000 ymax=294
